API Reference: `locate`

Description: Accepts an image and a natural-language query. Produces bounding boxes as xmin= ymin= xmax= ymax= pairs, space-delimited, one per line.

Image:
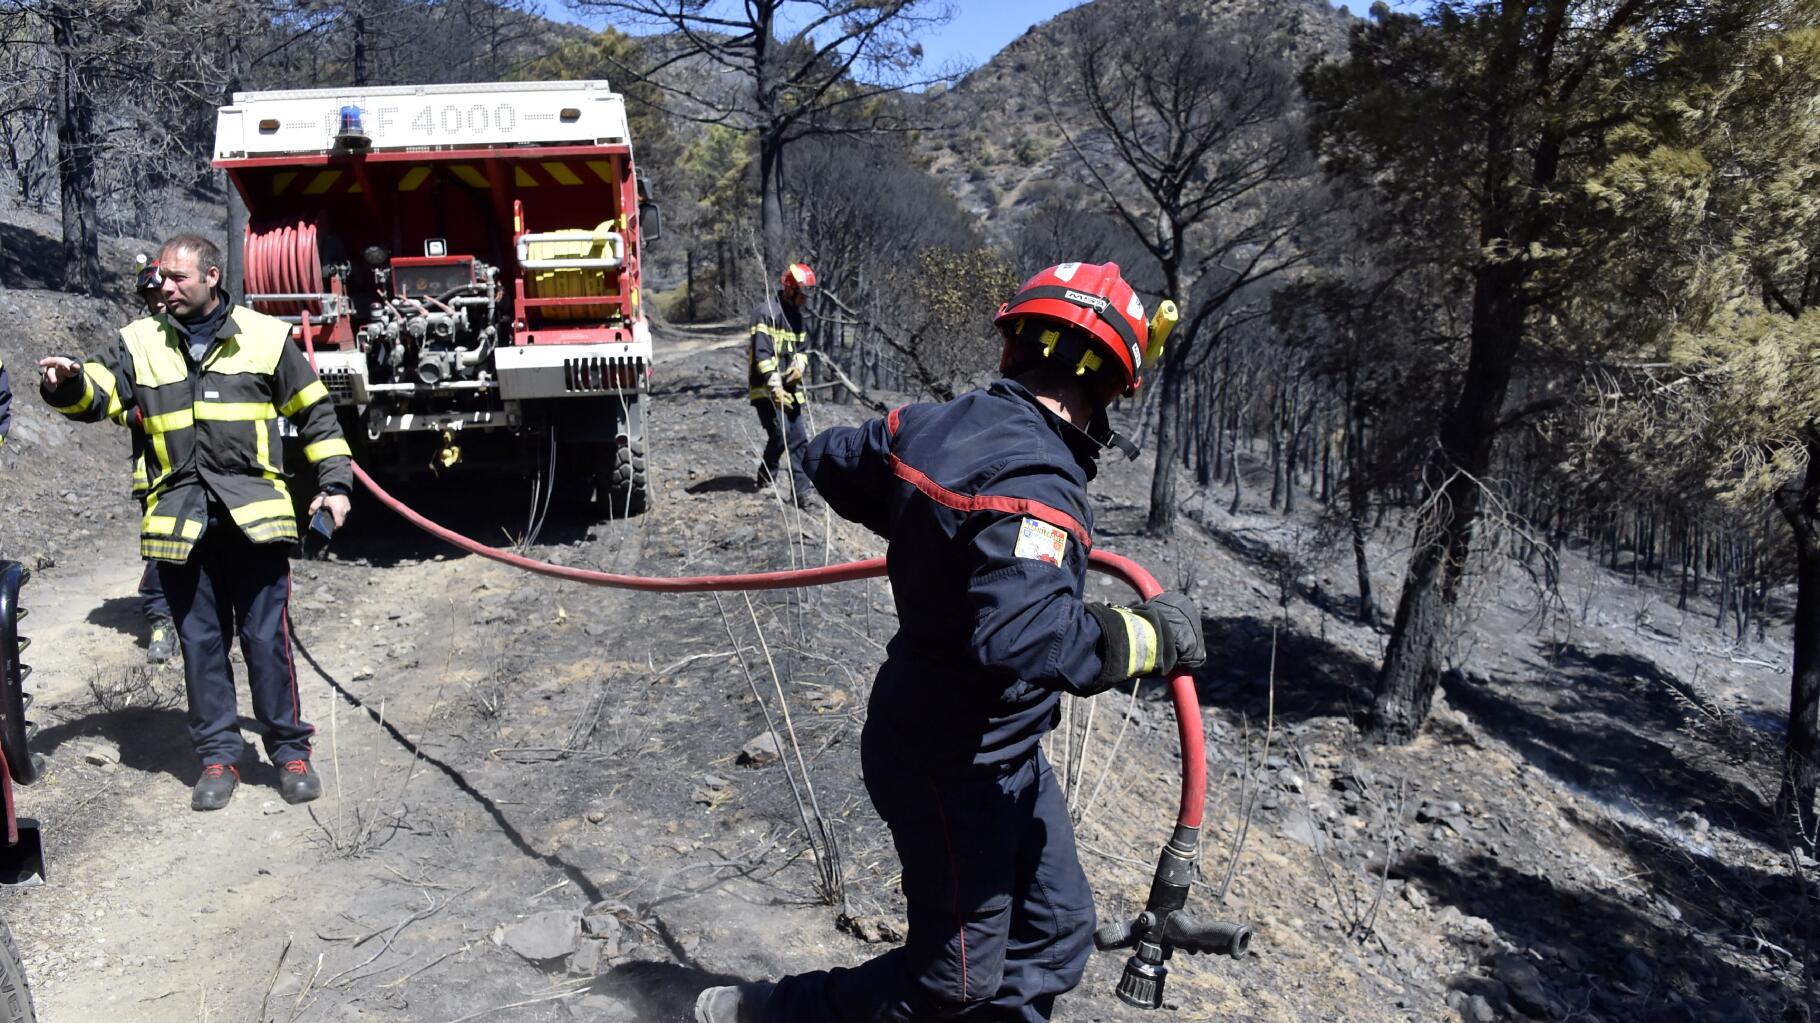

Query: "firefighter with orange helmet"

xmin=747 ymin=262 xmax=817 ymax=507
xmin=696 ymin=262 xmax=1206 ymax=1023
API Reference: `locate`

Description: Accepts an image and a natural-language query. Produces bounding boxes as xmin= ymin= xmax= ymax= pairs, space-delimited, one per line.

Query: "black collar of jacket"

xmin=990 ymin=377 xmax=1101 ymax=483
xmin=164 ymin=293 xmax=240 ymax=363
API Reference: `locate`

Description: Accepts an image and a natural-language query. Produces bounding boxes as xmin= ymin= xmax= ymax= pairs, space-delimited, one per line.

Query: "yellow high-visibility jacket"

xmin=45 ymin=305 xmax=352 ymax=562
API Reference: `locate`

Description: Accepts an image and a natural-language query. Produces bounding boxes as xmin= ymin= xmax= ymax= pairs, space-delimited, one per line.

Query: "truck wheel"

xmin=601 ymin=438 xmax=647 ymax=518
xmin=0 ymin=916 xmax=39 ymax=1023
xmin=0 ymin=562 xmax=34 ymax=786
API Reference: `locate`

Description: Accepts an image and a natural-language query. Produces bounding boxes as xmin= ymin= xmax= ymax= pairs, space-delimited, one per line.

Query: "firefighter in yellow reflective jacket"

xmin=39 ymin=233 xmax=351 ymax=812
xmin=748 ymin=262 xmax=817 ymax=508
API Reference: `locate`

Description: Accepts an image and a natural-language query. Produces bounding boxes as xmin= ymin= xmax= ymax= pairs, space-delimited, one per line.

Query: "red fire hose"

xmin=348 ymin=463 xmax=1205 ymax=827
xmin=300 ymin=314 xmax=1240 ymax=1009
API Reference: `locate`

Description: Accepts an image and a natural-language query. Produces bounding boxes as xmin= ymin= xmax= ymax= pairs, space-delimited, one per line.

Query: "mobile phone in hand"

xmin=304 ymin=507 xmax=336 ymax=558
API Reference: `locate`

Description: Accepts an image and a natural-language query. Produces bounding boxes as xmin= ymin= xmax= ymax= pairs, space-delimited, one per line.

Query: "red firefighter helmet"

xmin=995 ymin=261 xmax=1151 ymax=399
xmin=781 ymin=262 xmax=817 ymax=293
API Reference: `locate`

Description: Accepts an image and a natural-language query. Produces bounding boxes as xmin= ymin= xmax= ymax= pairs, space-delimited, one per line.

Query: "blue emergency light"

xmin=333 ymin=104 xmax=371 ymax=151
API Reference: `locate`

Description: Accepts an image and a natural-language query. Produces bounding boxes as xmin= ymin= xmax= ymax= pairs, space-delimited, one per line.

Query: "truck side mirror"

xmin=638 ymin=201 xmax=663 ymax=243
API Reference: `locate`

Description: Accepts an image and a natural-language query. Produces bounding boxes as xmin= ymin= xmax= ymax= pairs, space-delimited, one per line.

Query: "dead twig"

xmin=378 ymin=941 xmax=472 ymax=990
xmin=259 ymin=935 xmax=292 ymax=1022
xmin=321 ymin=885 xmax=474 ymax=990
xmin=1216 ymin=628 xmax=1276 ymax=904
xmin=440 ymin=981 xmax=594 ymax=1023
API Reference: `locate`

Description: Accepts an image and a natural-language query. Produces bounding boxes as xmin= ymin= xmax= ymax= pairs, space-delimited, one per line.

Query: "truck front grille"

xmin=563 ymin=356 xmax=642 ymax=392
xmin=320 ymin=366 xmax=361 ymax=401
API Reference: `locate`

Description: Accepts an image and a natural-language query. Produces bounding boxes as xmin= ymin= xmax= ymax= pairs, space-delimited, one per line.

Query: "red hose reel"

xmin=244 ymin=220 xmax=325 ymax=317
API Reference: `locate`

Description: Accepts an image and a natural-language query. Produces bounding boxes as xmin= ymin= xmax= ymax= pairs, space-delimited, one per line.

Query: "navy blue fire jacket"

xmin=804 ymin=379 xmax=1112 ymax=771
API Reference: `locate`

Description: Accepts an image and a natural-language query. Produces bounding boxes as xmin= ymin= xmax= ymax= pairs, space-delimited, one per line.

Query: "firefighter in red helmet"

xmin=696 ymin=262 xmax=1204 ymax=1023
xmin=747 ymin=262 xmax=817 ymax=508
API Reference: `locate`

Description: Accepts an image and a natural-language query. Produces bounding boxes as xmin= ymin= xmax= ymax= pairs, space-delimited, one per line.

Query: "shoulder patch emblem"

xmin=1014 ymin=517 xmax=1068 ymax=567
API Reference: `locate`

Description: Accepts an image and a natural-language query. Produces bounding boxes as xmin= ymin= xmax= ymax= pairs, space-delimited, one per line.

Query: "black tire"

xmin=602 ymin=438 xmax=647 ymax=518
xmin=0 ymin=562 xmax=33 ymax=786
xmin=0 ymin=915 xmax=38 ymax=1023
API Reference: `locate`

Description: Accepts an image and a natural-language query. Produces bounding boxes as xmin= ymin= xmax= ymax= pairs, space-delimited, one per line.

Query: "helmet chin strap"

xmin=1068 ymin=407 xmax=1140 ymax=461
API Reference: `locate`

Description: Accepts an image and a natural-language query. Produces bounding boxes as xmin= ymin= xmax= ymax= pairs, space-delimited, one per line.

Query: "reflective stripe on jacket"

xmin=47 ymin=305 xmax=352 ymax=561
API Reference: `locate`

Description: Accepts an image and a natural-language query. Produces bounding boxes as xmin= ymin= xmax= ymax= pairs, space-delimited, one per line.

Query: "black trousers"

xmin=753 ymin=399 xmax=813 ymax=498
xmin=765 ymin=744 xmax=1096 ymax=1021
xmin=157 ymin=523 xmax=313 ymax=767
xmin=139 ymin=561 xmax=170 ymax=622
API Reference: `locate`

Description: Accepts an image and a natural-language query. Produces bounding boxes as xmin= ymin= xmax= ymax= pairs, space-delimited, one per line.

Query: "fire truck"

xmin=0 ymin=560 xmax=44 ymax=1022
xmin=212 ymin=81 xmax=660 ymax=515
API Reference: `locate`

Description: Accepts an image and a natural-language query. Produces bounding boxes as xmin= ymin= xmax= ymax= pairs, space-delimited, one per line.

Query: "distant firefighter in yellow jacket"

xmin=748 ymin=262 xmax=817 ymax=508
xmin=39 ymin=233 xmax=351 ymax=812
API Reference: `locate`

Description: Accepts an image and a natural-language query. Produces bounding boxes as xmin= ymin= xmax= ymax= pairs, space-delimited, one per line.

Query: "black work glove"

xmin=1083 ymin=590 xmax=1207 ymax=691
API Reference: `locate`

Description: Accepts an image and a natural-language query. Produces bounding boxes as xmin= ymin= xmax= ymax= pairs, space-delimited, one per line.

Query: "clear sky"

xmin=562 ymin=2 xmax=1434 ymax=81
xmin=907 ymin=2 xmax=1430 ymax=79
xmin=915 ymin=2 xmax=1089 ymax=76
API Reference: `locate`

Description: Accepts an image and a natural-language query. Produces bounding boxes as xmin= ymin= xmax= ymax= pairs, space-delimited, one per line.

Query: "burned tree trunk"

xmin=1774 ymin=442 xmax=1820 ymax=848
xmin=49 ymin=8 xmax=100 ymax=296
xmin=1367 ymin=261 xmax=1525 ymax=743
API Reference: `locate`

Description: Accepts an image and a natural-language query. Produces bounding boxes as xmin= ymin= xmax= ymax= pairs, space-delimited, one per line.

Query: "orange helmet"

xmin=781 ymin=262 xmax=817 ymax=292
xmin=995 ymin=261 xmax=1153 ymax=398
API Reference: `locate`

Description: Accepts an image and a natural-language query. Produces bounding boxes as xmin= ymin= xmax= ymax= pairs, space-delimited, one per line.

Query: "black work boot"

xmin=191 ymin=764 xmax=238 ymax=811
xmin=280 ymin=760 xmax=322 ymax=804
xmin=694 ymin=982 xmax=775 ymax=1023
xmin=146 ymin=617 xmax=177 ymax=665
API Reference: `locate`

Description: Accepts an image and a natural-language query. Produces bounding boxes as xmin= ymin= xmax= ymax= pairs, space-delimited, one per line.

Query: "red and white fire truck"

xmin=213 ymin=81 xmax=660 ymax=515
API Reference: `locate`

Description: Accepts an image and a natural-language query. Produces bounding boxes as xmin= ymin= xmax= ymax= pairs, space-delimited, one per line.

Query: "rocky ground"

xmin=0 ymin=215 xmax=1815 ymax=1022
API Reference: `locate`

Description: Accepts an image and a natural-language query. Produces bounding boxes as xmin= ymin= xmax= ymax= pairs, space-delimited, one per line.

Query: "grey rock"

xmin=566 ymin=939 xmax=602 ymax=976
xmin=82 ymin=742 xmax=120 ymax=766
xmin=1619 ymin=951 xmax=1652 ymax=984
xmin=1418 ymin=800 xmax=1466 ymax=822
xmin=1401 ymin=884 xmax=1429 ymax=910
xmin=737 ymin=731 xmax=782 ymax=767
xmin=1279 ymin=770 xmax=1305 ymax=793
xmin=1703 ymin=993 xmax=1761 ymax=1023
xmin=1277 ymin=810 xmax=1321 ymax=848
xmin=1460 ymin=994 xmax=1498 ymax=1023
xmin=501 ymin=910 xmax=581 ymax=962
xmin=1491 ymin=954 xmax=1553 ymax=1018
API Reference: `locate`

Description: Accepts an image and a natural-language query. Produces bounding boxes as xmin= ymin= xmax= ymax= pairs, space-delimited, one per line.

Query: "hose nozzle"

xmin=1116 ymin=952 xmax=1167 ymax=1009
